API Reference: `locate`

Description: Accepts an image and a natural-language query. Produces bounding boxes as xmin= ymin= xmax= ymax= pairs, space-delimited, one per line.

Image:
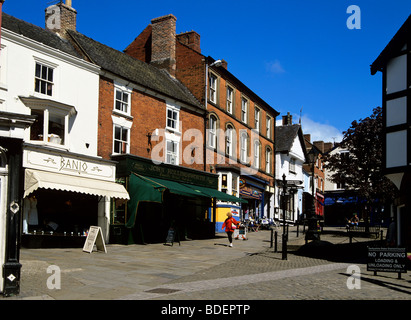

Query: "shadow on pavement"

xmin=291 ymin=240 xmax=377 ymax=264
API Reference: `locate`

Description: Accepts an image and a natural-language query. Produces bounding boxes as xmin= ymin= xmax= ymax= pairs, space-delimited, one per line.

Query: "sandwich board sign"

xmin=83 ymin=226 xmax=107 ymax=253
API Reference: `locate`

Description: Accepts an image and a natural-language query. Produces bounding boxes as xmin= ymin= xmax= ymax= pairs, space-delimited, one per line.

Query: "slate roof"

xmin=1 ymin=12 xmax=203 ymax=111
xmin=66 ymin=30 xmax=204 ymax=110
xmin=275 ymin=124 xmax=305 ymax=153
xmin=371 ymin=14 xmax=411 ymax=75
xmin=1 ymin=13 xmax=82 ymax=59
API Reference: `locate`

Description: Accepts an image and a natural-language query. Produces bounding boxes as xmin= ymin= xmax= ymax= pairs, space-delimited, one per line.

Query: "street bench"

xmin=347 ymin=224 xmax=381 ymax=243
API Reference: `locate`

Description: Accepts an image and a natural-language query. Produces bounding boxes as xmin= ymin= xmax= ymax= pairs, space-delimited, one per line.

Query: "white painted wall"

xmin=275 ymin=130 xmax=305 ymax=222
xmin=0 ymin=29 xmax=100 ymax=155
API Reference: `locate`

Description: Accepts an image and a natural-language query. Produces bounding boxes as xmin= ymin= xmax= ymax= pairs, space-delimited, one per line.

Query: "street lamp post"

xmin=305 ymin=147 xmax=320 ymax=243
xmin=281 ymin=174 xmax=288 ymax=260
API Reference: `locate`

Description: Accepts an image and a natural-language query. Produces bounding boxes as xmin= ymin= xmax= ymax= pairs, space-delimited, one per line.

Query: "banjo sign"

xmin=23 ymin=148 xmax=116 ymax=182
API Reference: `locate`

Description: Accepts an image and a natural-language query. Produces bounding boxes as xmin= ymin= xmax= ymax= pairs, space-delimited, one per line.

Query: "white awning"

xmin=24 ymin=169 xmax=129 ymax=200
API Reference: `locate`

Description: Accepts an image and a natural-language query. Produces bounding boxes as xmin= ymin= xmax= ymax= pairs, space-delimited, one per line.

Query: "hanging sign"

xmin=83 ymin=226 xmax=107 ymax=253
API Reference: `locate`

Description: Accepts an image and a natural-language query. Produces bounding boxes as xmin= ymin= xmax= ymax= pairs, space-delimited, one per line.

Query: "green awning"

xmin=142 ymin=175 xmax=210 ymax=199
xmin=183 ymin=184 xmax=247 ymax=203
xmin=126 ymin=173 xmax=246 ymax=228
xmin=126 ymin=173 xmax=166 ymax=228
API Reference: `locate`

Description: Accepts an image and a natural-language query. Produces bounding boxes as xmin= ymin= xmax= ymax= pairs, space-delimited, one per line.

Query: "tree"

xmin=324 ymin=107 xmax=397 ymax=225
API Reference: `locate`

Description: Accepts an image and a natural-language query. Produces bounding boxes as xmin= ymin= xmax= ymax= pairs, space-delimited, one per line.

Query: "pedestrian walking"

xmin=222 ymin=213 xmax=239 ymax=247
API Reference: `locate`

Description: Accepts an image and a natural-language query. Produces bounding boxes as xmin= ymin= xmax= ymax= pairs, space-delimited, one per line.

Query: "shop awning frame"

xmin=133 ymin=173 xmax=246 ymax=203
xmin=24 ymin=169 xmax=130 ymax=200
xmin=182 ymin=183 xmax=247 ymax=204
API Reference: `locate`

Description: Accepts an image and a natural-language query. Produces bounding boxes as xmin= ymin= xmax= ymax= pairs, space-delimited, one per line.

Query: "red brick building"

xmin=303 ymin=134 xmax=326 ymax=219
xmin=125 ymin=14 xmax=279 ymax=224
xmin=55 ymin=4 xmax=243 ymax=243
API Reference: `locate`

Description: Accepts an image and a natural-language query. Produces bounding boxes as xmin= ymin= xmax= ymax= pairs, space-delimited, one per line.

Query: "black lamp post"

xmin=305 ymin=147 xmax=320 ymax=243
xmin=281 ymin=174 xmax=288 ymax=260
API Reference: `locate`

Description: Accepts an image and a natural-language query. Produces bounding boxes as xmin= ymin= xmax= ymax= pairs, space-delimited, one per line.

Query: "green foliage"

xmin=324 ymin=107 xmax=397 ymax=204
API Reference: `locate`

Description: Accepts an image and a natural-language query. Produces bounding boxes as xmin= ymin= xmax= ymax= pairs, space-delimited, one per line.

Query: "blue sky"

xmin=3 ymin=0 xmax=411 ymax=143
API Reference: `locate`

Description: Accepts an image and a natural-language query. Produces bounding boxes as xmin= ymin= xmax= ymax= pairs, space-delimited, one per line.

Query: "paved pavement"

xmin=2 ymin=225 xmax=411 ymax=301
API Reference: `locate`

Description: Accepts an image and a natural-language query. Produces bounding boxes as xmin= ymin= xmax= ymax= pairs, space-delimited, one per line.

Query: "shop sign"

xmin=130 ymin=159 xmax=217 ymax=188
xmin=83 ymin=226 xmax=107 ymax=254
xmin=231 ymin=208 xmax=240 ymax=217
xmin=240 ymin=186 xmax=263 ymax=200
xmin=23 ymin=149 xmax=115 ymax=181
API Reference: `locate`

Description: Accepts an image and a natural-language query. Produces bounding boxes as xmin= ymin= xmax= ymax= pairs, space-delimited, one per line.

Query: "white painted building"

xmin=275 ymin=116 xmax=307 ymax=223
xmin=1 ymin=8 xmax=129 ymax=294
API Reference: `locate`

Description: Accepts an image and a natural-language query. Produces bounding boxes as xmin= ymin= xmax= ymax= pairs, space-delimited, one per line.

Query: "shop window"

xmin=221 ymin=174 xmax=228 ymax=193
xmin=232 ymin=175 xmax=238 ymax=197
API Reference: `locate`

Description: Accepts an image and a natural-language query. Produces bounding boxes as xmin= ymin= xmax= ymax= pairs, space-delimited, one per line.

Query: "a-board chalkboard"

xmin=164 ymin=228 xmax=180 ymax=246
xmin=83 ymin=226 xmax=107 ymax=253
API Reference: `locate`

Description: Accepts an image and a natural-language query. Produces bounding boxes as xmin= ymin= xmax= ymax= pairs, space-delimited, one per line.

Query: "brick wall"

xmin=124 ymin=25 xmax=152 ymax=63
xmin=98 ymin=77 xmax=205 ymax=172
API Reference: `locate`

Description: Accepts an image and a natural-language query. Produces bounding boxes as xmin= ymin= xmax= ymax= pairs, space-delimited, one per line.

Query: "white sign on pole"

xmin=83 ymin=226 xmax=107 ymax=254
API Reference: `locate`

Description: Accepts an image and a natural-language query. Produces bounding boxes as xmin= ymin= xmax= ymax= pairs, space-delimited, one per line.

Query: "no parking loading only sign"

xmin=367 ymin=247 xmax=407 ymax=275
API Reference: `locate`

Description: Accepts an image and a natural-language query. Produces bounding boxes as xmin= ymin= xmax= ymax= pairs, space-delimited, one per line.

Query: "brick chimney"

xmin=313 ymin=141 xmax=325 ymax=153
xmin=282 ymin=112 xmax=293 ymax=126
xmin=177 ymin=31 xmax=201 ymax=53
xmin=45 ymin=0 xmax=77 ymax=38
xmin=151 ymin=14 xmax=177 ymax=77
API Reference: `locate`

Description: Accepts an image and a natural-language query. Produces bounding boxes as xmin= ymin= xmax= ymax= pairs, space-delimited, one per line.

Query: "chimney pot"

xmin=177 ymin=30 xmax=201 ymax=53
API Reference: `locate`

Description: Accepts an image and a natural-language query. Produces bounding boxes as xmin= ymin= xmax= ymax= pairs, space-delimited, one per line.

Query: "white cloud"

xmin=300 ymin=115 xmax=343 ymax=143
xmin=266 ymin=60 xmax=285 ymax=74
xmin=277 ymin=115 xmax=343 ymax=143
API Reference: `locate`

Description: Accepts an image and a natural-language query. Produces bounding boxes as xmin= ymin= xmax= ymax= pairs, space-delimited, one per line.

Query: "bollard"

xmin=274 ymin=231 xmax=278 ymax=252
xmin=270 ymin=229 xmax=273 ymax=248
xmin=282 ymin=233 xmax=287 ymax=260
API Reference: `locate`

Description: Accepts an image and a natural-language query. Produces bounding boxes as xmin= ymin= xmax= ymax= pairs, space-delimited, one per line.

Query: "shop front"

xmin=110 ymin=154 xmax=245 ymax=244
xmin=239 ymin=177 xmax=268 ymax=223
xmin=21 ymin=145 xmax=129 ymax=248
